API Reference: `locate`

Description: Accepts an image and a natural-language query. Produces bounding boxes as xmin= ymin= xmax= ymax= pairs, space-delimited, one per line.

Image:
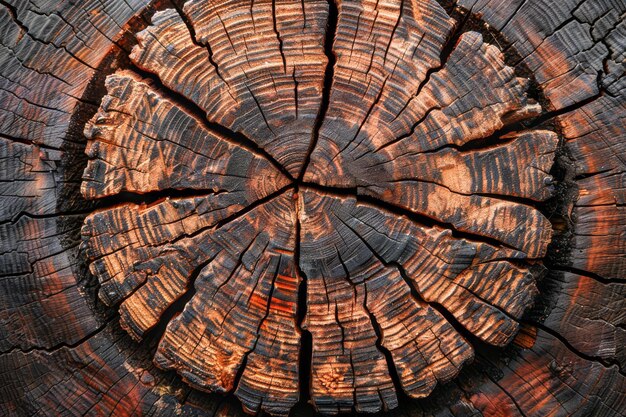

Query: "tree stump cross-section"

xmin=76 ymin=0 xmax=562 ymax=415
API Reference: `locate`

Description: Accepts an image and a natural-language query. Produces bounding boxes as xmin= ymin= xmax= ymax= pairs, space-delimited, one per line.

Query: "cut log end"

xmin=78 ymin=1 xmax=559 ymax=415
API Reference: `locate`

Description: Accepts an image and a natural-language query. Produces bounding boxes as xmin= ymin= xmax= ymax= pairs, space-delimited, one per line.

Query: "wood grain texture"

xmin=130 ymin=1 xmax=328 ymax=177
xmin=1 ymin=0 xmax=625 ymax=416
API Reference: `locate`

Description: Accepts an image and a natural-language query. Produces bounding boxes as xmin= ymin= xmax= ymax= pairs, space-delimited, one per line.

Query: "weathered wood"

xmin=130 ymin=2 xmax=328 ymax=177
xmin=82 ymin=71 xmax=289 ymax=200
xmin=1 ymin=0 xmax=625 ymax=416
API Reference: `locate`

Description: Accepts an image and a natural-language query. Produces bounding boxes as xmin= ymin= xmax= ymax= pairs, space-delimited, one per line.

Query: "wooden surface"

xmin=0 ymin=0 xmax=624 ymax=416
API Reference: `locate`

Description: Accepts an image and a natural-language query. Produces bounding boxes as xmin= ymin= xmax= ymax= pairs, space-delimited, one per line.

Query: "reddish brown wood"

xmin=1 ymin=1 xmax=625 ymax=417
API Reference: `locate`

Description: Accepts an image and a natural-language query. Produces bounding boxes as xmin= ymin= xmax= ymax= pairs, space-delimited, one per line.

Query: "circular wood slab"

xmin=79 ymin=1 xmax=557 ymax=415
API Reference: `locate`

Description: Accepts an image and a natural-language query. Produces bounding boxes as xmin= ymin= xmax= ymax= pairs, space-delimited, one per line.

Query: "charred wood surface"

xmin=0 ymin=1 xmax=625 ymax=416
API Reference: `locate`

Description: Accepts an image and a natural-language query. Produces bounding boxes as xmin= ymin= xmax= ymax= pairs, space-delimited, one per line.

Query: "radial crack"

xmin=124 ymin=63 xmax=293 ymax=181
xmin=297 ymin=0 xmax=338 ymax=182
xmin=293 ymin=190 xmax=313 ymax=408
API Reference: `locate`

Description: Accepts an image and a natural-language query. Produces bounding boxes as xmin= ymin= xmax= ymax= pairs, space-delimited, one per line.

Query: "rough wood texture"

xmin=1 ymin=0 xmax=625 ymax=417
